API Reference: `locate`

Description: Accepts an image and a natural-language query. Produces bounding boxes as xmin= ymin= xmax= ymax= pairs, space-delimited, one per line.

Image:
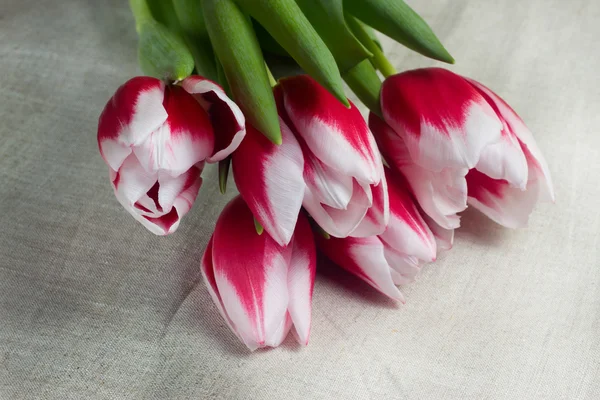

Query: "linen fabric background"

xmin=1 ymin=0 xmax=599 ymax=399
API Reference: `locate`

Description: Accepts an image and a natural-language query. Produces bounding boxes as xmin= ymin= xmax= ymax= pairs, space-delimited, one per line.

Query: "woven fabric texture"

xmin=1 ymin=0 xmax=599 ymax=398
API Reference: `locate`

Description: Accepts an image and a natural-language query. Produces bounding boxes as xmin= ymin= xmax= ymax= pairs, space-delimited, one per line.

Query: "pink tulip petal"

xmin=132 ymin=85 xmax=214 ymax=177
xmin=316 ymin=235 xmax=404 ymax=301
xmin=467 ymin=79 xmax=554 ymax=202
xmin=403 ymin=164 xmax=467 ymax=230
xmin=265 ymin=314 xmax=293 ymax=348
xmin=98 ymin=77 xmax=167 ymax=171
xmin=350 ymin=168 xmax=390 ymax=238
xmin=113 ymin=192 xmax=167 ymax=236
xmin=476 ymin=138 xmax=529 ymax=189
xmin=181 ymin=76 xmax=246 ymax=163
xmin=232 ymin=121 xmax=305 ymax=247
xmin=420 ymin=211 xmax=454 ymax=252
xmin=133 ymin=192 xmax=161 ymax=216
xmin=466 ymin=169 xmax=541 ymax=228
xmin=98 ymin=140 xmax=133 ymax=175
xmin=155 ymin=163 xmax=204 ymax=212
xmin=370 ymin=114 xmax=466 ymax=229
xmin=212 ymin=196 xmax=291 ymax=350
xmin=113 ymin=154 xmax=157 ymax=205
xmin=113 ymin=162 xmax=203 ymax=235
xmin=458 ymin=78 xmax=527 ymax=189
xmin=279 ymin=75 xmax=380 ymax=184
xmin=389 ymin=268 xmax=411 ymax=286
xmin=303 ymin=149 xmax=354 ymax=210
xmin=304 ymin=179 xmax=369 ymax=238
xmin=380 ymin=246 xmax=421 ymax=285
xmin=381 ymin=68 xmax=503 ymax=173
xmin=287 ymin=213 xmax=317 ymax=346
xmin=378 ymin=169 xmax=436 ymax=262
xmin=200 ymin=237 xmax=241 ymax=341
xmin=161 ymin=167 xmax=203 ymax=233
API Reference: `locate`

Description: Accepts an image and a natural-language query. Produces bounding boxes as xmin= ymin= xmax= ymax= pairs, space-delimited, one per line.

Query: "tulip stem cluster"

xmin=128 ymin=0 xmax=454 ymax=143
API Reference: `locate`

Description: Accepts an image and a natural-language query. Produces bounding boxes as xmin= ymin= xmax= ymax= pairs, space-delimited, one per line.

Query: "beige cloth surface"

xmin=1 ymin=0 xmax=599 ymax=399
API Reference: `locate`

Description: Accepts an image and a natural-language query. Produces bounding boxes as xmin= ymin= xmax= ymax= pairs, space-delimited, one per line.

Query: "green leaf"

xmin=253 ymin=20 xmax=290 ymax=57
xmin=236 ymin=0 xmax=349 ymax=107
xmin=362 ymin=22 xmax=383 ymax=51
xmin=168 ymin=0 xmax=219 ymax=82
xmin=345 ymin=0 xmax=454 ymax=64
xmin=346 ymin=15 xmax=397 ymax=77
xmin=295 ymin=0 xmax=371 ymax=74
xmin=307 ymin=217 xmax=331 ymax=239
xmin=129 ymin=0 xmax=153 ymax=32
xmin=130 ymin=0 xmax=202 ymax=81
xmin=184 ymin=36 xmax=219 ymax=82
xmin=254 ymin=217 xmax=264 ymax=235
xmin=137 ymin=20 xmax=195 ymax=80
xmin=202 ymin=0 xmax=281 ymax=144
xmin=146 ymin=0 xmax=181 ymax=32
xmin=172 ymin=0 xmax=209 ymax=38
xmin=218 ymin=157 xmax=231 ymax=194
xmin=215 ymin=56 xmax=231 ymax=96
xmin=343 ymin=59 xmax=382 ymax=117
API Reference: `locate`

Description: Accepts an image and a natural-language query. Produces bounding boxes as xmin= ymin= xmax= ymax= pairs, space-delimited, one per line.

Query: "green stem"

xmin=265 ymin=63 xmax=277 ymax=87
xmin=215 ymin=56 xmax=232 ymax=96
xmin=129 ymin=0 xmax=154 ymax=32
xmin=184 ymin=35 xmax=219 ymax=82
xmin=343 ymin=59 xmax=382 ymax=118
xmin=346 ymin=15 xmax=397 ymax=77
xmin=371 ymin=46 xmax=397 ymax=78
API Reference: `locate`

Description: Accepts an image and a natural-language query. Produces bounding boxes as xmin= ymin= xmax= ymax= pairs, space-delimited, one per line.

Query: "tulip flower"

xmin=277 ymin=75 xmax=389 ymax=239
xmin=97 ymin=75 xmax=245 ymax=234
xmin=231 ymin=117 xmax=306 ymax=247
xmin=373 ymin=68 xmax=554 ymax=230
xmin=316 ymin=168 xmax=436 ymax=302
xmin=201 ymin=195 xmax=316 ymax=350
xmin=232 ymin=74 xmax=388 ymax=245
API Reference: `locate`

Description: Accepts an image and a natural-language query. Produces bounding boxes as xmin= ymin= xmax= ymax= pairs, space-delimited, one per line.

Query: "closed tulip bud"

xmin=276 ymin=75 xmax=389 ymax=238
xmin=232 ymin=75 xmax=390 ymax=246
xmin=201 ymin=196 xmax=316 ymax=350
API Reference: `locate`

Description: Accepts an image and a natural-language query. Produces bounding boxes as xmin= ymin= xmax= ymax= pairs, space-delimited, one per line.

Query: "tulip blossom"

xmin=316 ymin=168 xmax=436 ymax=302
xmin=97 ymin=76 xmax=245 ymax=234
xmin=232 ymin=119 xmax=306 ymax=247
xmin=201 ymin=196 xmax=316 ymax=350
xmin=276 ymin=76 xmax=388 ymax=239
xmin=373 ymin=67 xmax=554 ymax=230
xmin=281 ymin=75 xmax=389 ymax=237
xmin=232 ymin=75 xmax=388 ymax=245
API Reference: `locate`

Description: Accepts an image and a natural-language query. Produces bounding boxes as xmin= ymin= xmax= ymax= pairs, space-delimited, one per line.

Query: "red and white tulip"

xmin=232 ymin=119 xmax=306 ymax=247
xmin=97 ymin=76 xmax=245 ymax=235
xmin=374 ymin=68 xmax=554 ymax=230
xmin=316 ymin=168 xmax=436 ymax=301
xmin=231 ymin=75 xmax=388 ymax=246
xmin=201 ymin=196 xmax=316 ymax=350
xmin=277 ymin=75 xmax=389 ymax=239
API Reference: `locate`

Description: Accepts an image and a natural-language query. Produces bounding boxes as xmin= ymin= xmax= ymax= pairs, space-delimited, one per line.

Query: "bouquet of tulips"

xmin=97 ymin=0 xmax=554 ymax=350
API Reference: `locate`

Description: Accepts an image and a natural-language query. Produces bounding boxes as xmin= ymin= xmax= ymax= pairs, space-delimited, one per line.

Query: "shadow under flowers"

xmin=455 ymin=206 xmax=510 ymax=246
xmin=316 ymin=256 xmax=401 ymax=310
